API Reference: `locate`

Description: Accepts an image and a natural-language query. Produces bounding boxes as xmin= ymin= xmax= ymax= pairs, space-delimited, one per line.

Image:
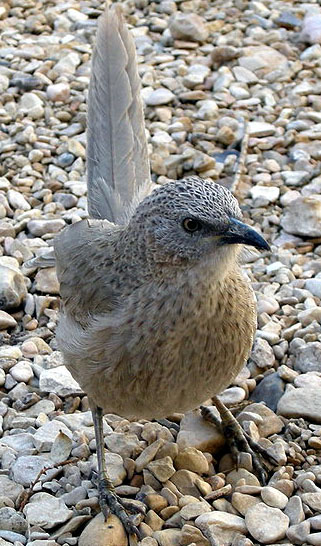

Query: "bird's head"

xmin=129 ymin=177 xmax=269 ymax=276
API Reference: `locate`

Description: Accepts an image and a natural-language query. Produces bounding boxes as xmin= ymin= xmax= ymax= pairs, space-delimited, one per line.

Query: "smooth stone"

xmin=23 ymin=492 xmax=72 ymax=529
xmin=145 ymin=88 xmax=175 ymax=106
xmin=176 ymin=409 xmax=225 ymax=453
xmin=153 ymin=529 xmax=181 ymax=546
xmin=33 ymin=419 xmax=72 ymax=451
xmin=147 ymin=456 xmax=176 ymax=482
xmin=46 ymin=83 xmax=70 ymax=102
xmin=10 ymin=361 xmax=33 ymax=383
xmin=168 ymin=13 xmax=209 ymax=42
xmin=78 ymin=513 xmax=127 ymax=546
xmin=0 ymin=311 xmax=17 ymax=329
xmin=7 ymin=189 xmax=30 ymax=211
xmin=218 ymin=386 xmax=246 ymax=406
xmin=305 ymin=279 xmax=321 ymax=299
xmin=250 ymin=372 xmax=285 ymax=412
xmin=250 ymin=186 xmax=280 ymax=203
xmin=35 ymin=267 xmax=60 ymax=294
xmin=39 ymin=366 xmax=82 ymax=397
xmin=281 ymin=196 xmax=321 ymax=237
xmin=261 ymin=486 xmax=288 ymax=509
xmin=0 ymin=258 xmax=27 ymax=309
xmin=238 ymin=403 xmax=283 ymax=437
xmin=0 ymin=478 xmax=23 ymax=503
xmin=284 ymin=496 xmax=305 ymax=525
xmin=245 ymin=502 xmax=289 ymax=544
xmin=174 ymin=447 xmax=209 ymax=474
xmin=293 ymin=342 xmax=321 ymax=373
xmin=195 ymin=511 xmax=246 ymax=545
xmin=248 ymin=122 xmax=276 ymax=137
xmin=0 ymin=506 xmax=28 ymax=533
xmin=27 ymin=219 xmax=65 ymax=236
xmin=12 ymin=455 xmax=52 ymax=486
xmin=287 ymin=521 xmax=310 ymax=544
xmin=302 ymin=492 xmax=321 ymax=512
xmin=232 ymin=492 xmax=261 ymax=516
xmin=277 ymin=386 xmax=321 ymax=423
xmin=226 ymin=468 xmax=260 ymax=488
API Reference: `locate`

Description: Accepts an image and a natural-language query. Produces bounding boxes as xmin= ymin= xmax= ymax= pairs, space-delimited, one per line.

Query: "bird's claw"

xmin=98 ymin=479 xmax=143 ymax=540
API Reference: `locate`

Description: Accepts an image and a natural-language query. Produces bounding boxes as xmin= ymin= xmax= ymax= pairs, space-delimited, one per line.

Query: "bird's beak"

xmin=220 ymin=217 xmax=270 ymax=251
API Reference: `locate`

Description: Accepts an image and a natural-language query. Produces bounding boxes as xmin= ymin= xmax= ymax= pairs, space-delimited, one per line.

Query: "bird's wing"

xmin=87 ymin=5 xmax=151 ymax=224
xmin=54 ymin=219 xmax=121 ymax=322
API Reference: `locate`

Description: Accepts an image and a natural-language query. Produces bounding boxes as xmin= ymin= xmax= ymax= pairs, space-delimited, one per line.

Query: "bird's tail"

xmin=86 ymin=4 xmax=151 ymax=224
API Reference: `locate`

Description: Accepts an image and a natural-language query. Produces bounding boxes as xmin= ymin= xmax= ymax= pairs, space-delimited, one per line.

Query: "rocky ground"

xmin=0 ymin=0 xmax=321 ymax=545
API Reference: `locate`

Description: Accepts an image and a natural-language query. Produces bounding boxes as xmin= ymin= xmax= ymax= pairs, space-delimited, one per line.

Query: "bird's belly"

xmin=89 ymin=304 xmax=254 ymax=420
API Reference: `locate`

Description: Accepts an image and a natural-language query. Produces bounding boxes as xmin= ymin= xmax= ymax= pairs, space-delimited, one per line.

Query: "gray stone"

xmin=196 ymin=511 xmax=246 ymax=545
xmin=0 ymin=311 xmax=17 ymax=329
xmin=250 ymin=372 xmax=285 ymax=412
xmin=27 ymin=219 xmax=65 ymax=236
xmin=34 ymin=268 xmax=60 ymax=295
xmin=0 ymin=507 xmax=27 ymax=533
xmin=284 ymin=496 xmax=305 ymax=526
xmin=145 ymin=88 xmax=175 ymax=106
xmin=245 ymin=502 xmax=289 ymax=543
xmin=277 ymin=386 xmax=321 ymax=423
xmin=305 ymin=279 xmax=321 ymax=299
xmin=0 ymin=257 xmax=27 ymax=310
xmin=0 ymin=477 xmax=23 ymax=503
xmin=169 ymin=13 xmax=209 ymax=42
xmin=281 ymin=196 xmax=321 ymax=237
xmin=39 ymin=366 xmax=82 ymax=397
xmin=23 ymin=492 xmax=73 ymax=529
xmin=287 ymin=521 xmax=310 ymax=545
xmin=293 ymin=342 xmax=321 ymax=373
xmin=1 ymin=433 xmax=34 ymax=452
xmin=12 ymin=455 xmax=52 ymax=486
xmin=261 ymin=486 xmax=288 ymax=509
xmin=33 ymin=420 xmax=72 ymax=451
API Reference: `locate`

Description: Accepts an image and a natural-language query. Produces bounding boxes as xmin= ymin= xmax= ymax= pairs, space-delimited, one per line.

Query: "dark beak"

xmin=221 ymin=217 xmax=270 ymax=251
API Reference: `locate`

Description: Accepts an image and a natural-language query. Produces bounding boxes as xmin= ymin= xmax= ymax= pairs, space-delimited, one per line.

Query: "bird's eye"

xmin=182 ymin=218 xmax=202 ymax=233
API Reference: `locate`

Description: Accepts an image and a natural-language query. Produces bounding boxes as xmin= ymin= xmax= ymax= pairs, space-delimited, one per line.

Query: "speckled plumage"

xmin=55 ymin=178 xmax=257 ymax=419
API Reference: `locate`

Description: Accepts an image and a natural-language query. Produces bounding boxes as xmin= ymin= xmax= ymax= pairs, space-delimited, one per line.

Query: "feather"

xmin=87 ymin=5 xmax=151 ymax=223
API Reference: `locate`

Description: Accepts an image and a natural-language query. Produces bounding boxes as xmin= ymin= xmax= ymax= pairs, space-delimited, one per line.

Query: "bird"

xmin=52 ymin=4 xmax=270 ymax=539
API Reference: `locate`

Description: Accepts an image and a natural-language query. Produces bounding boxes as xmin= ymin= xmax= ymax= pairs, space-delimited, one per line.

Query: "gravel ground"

xmin=0 ymin=0 xmax=321 ymax=545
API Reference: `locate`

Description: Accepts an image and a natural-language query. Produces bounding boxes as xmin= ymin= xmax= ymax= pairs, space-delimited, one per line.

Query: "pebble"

xmin=46 ymin=83 xmax=70 ymax=102
xmin=39 ymin=366 xmax=82 ymax=397
xmin=168 ymin=13 xmax=209 ymax=42
xmin=145 ymin=88 xmax=175 ymax=106
xmin=10 ymin=362 xmax=32 ymax=384
xmin=176 ymin=409 xmax=224 ymax=452
xmin=281 ymin=196 xmax=321 ymax=237
xmin=78 ymin=513 xmax=127 ymax=546
xmin=245 ymin=502 xmax=289 ymax=544
xmin=0 ymin=311 xmax=17 ymax=329
xmin=23 ymin=492 xmax=73 ymax=529
xmin=261 ymin=486 xmax=289 ymax=509
xmin=34 ymin=268 xmax=60 ymax=294
xmin=0 ymin=258 xmax=27 ymax=309
xmin=196 ymin=511 xmax=246 ymax=544
xmin=278 ymin=386 xmax=321 ymax=423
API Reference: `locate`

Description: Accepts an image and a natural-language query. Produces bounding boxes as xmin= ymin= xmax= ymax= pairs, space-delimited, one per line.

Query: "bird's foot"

xmin=201 ymin=401 xmax=278 ymax=485
xmin=98 ymin=475 xmax=145 ymax=540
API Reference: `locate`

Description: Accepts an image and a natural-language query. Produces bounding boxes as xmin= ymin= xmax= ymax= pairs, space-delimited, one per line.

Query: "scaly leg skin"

xmin=201 ymin=396 xmax=277 ymax=485
xmin=92 ymin=405 xmax=144 ymax=539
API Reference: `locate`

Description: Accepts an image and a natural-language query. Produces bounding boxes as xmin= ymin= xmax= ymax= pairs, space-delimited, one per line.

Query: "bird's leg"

xmin=201 ymin=396 xmax=274 ymax=484
xmin=92 ymin=405 xmax=144 ymax=539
